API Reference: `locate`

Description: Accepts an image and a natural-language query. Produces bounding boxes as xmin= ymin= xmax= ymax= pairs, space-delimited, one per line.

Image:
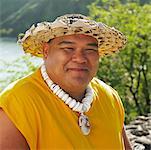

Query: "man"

xmin=0 ymin=14 xmax=132 ymax=149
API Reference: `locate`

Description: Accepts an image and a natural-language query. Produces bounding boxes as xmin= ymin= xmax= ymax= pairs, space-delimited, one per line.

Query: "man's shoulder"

xmin=0 ymin=70 xmax=39 ymax=98
xmin=91 ymin=77 xmax=111 ymax=90
xmin=91 ymin=78 xmax=124 ymax=114
xmin=90 ymin=77 xmax=119 ymax=96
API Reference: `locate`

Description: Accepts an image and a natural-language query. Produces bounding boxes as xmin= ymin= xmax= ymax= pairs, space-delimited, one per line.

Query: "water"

xmin=0 ymin=37 xmax=25 ymax=62
xmin=0 ymin=37 xmax=43 ymax=87
xmin=0 ymin=37 xmax=43 ymax=64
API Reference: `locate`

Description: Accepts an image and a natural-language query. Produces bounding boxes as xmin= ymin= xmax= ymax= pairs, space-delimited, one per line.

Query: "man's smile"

xmin=66 ymin=67 xmax=89 ymax=72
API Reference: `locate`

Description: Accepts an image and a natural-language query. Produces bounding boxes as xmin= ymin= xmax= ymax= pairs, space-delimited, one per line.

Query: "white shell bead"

xmin=58 ymin=90 xmax=66 ymax=99
xmin=53 ymin=85 xmax=60 ymax=94
xmin=84 ymin=95 xmax=92 ymax=101
xmin=65 ymin=97 xmax=72 ymax=104
xmin=62 ymin=94 xmax=69 ymax=102
xmin=50 ymin=84 xmax=56 ymax=90
xmin=56 ymin=89 xmax=63 ymax=96
xmin=85 ymin=92 xmax=93 ymax=97
xmin=86 ymin=87 xmax=92 ymax=92
xmin=74 ymin=103 xmax=83 ymax=112
xmin=42 ymin=71 xmax=47 ymax=76
xmin=82 ymin=105 xmax=88 ymax=112
xmin=68 ymin=99 xmax=77 ymax=108
xmin=82 ymin=97 xmax=89 ymax=103
xmin=44 ymin=76 xmax=49 ymax=80
xmin=83 ymin=102 xmax=91 ymax=107
xmin=83 ymin=103 xmax=90 ymax=112
xmin=86 ymin=91 xmax=93 ymax=96
xmin=46 ymin=79 xmax=53 ymax=86
xmin=43 ymin=73 xmax=49 ymax=80
xmin=72 ymin=102 xmax=80 ymax=111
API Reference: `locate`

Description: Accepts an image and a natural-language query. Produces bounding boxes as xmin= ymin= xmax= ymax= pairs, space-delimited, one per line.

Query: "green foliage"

xmin=0 ymin=56 xmax=41 ymax=92
xmin=88 ymin=0 xmax=151 ymax=123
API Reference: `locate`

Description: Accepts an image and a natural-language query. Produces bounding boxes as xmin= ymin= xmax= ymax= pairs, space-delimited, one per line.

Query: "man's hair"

xmin=47 ymin=39 xmax=52 ymax=43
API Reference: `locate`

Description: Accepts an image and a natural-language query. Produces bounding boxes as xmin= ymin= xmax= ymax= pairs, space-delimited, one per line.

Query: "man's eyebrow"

xmin=58 ymin=41 xmax=98 ymax=47
xmin=58 ymin=41 xmax=75 ymax=45
xmin=87 ymin=43 xmax=98 ymax=47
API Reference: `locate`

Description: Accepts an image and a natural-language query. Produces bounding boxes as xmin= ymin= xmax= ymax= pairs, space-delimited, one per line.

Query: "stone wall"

xmin=126 ymin=114 xmax=151 ymax=150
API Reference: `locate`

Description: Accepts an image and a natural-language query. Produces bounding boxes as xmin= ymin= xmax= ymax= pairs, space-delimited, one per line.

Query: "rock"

xmin=135 ymin=136 xmax=151 ymax=149
xmin=130 ymin=120 xmax=144 ymax=125
xmin=136 ymin=116 xmax=149 ymax=122
xmin=133 ymin=143 xmax=145 ymax=150
xmin=126 ymin=114 xmax=151 ymax=150
xmin=131 ymin=125 xmax=149 ymax=136
xmin=126 ymin=124 xmax=138 ymax=130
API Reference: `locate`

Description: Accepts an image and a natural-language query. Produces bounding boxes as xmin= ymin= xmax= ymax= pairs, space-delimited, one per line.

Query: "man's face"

xmin=43 ymin=34 xmax=99 ymax=93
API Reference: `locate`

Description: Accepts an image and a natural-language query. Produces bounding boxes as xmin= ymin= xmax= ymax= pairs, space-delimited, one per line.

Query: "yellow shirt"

xmin=0 ymin=68 xmax=125 ymax=150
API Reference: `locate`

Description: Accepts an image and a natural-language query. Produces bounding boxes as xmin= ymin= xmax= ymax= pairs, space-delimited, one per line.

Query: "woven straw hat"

xmin=18 ymin=14 xmax=127 ymax=57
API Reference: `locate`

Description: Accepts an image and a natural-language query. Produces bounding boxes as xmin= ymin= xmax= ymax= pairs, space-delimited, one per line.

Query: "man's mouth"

xmin=67 ymin=67 xmax=89 ymax=72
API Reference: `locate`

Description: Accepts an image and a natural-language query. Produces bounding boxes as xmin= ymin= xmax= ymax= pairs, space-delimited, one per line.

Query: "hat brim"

xmin=18 ymin=15 xmax=127 ymax=57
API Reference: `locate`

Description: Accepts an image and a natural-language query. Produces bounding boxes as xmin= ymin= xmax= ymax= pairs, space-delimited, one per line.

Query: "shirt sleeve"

xmin=91 ymin=77 xmax=125 ymax=130
xmin=109 ymin=86 xmax=125 ymax=130
xmin=0 ymin=89 xmax=38 ymax=149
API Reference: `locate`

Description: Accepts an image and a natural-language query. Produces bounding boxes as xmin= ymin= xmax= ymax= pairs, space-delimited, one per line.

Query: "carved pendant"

xmin=78 ymin=113 xmax=90 ymax=135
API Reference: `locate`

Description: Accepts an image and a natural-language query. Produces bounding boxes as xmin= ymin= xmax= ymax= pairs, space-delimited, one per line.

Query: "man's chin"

xmin=69 ymin=76 xmax=89 ymax=86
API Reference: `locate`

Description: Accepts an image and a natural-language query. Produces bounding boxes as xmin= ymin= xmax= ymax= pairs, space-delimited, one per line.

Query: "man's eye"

xmin=85 ymin=49 xmax=98 ymax=53
xmin=61 ymin=47 xmax=74 ymax=52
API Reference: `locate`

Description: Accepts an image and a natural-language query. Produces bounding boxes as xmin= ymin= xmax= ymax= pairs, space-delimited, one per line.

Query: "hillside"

xmin=0 ymin=0 xmax=150 ymax=37
xmin=0 ymin=0 xmax=93 ymax=37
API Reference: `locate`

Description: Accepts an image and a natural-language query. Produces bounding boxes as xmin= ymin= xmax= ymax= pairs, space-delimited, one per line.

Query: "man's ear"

xmin=42 ymin=43 xmax=49 ymax=59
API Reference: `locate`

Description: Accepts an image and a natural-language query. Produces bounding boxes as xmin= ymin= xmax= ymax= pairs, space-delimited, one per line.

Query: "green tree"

xmin=0 ymin=56 xmax=40 ymax=92
xmin=88 ymin=0 xmax=151 ymax=123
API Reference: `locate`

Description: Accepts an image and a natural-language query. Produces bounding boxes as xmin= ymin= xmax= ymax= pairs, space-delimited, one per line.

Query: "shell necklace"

xmin=40 ymin=64 xmax=94 ymax=135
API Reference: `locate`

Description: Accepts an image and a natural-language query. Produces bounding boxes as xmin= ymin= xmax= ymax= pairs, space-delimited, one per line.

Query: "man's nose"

xmin=71 ymin=50 xmax=87 ymax=64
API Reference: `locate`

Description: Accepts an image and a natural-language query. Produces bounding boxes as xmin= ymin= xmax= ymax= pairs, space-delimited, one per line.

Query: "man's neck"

xmin=63 ymin=89 xmax=86 ymax=102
